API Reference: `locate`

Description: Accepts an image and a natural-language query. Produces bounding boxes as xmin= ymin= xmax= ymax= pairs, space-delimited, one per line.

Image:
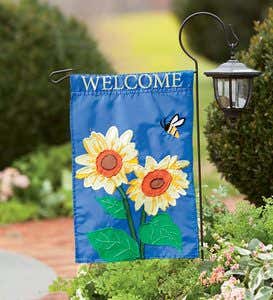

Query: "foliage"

xmin=0 ymin=0 xmax=113 ymax=168
xmin=50 ymin=236 xmax=273 ymax=299
xmin=49 ymin=187 xmax=273 ymax=299
xmin=50 ymin=259 xmax=202 ymax=299
xmin=199 ymin=236 xmax=273 ymax=299
xmin=205 ymin=8 xmax=273 ymax=205
xmin=0 ymin=199 xmax=38 ymax=224
xmin=202 ymin=185 xmax=228 ymax=245
xmin=11 ymin=143 xmax=73 ymax=219
xmin=213 ymin=198 xmax=273 ymax=245
xmin=171 ymin=0 xmax=272 ymax=62
xmin=13 ymin=143 xmax=71 ymax=198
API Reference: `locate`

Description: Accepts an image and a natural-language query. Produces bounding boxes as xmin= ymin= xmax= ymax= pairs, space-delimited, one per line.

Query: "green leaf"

xmin=248 ymin=239 xmax=262 ymax=251
xmin=97 ymin=197 xmax=126 ymax=219
xmin=87 ymin=228 xmax=140 ymax=262
xmin=235 ymin=246 xmax=251 ymax=256
xmin=254 ymin=286 xmax=273 ymax=300
xmin=139 ymin=213 xmax=182 ymax=249
xmin=264 ymin=266 xmax=273 ymax=280
xmin=244 ymin=290 xmax=254 ymax=300
xmin=257 ymin=253 xmax=273 ymax=261
xmin=249 ymin=267 xmax=264 ymax=293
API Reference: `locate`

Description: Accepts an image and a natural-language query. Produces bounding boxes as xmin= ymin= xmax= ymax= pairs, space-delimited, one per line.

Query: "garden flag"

xmin=70 ymin=71 xmax=199 ymax=263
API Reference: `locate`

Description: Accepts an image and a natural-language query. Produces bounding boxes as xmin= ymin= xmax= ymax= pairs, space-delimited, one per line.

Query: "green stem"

xmin=140 ymin=208 xmax=147 ymax=259
xmin=117 ymin=186 xmax=137 ymax=242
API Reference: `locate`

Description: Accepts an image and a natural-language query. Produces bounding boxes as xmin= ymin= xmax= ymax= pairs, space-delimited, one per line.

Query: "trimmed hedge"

xmin=205 ymin=8 xmax=273 ymax=205
xmin=171 ymin=0 xmax=272 ymax=62
xmin=0 ymin=0 xmax=113 ymax=168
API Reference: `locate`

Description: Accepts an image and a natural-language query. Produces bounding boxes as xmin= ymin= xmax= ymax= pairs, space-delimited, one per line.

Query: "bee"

xmin=160 ymin=114 xmax=185 ymax=138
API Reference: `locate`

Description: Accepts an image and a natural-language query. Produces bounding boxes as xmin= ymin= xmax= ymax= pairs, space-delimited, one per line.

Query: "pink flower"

xmin=259 ymin=242 xmax=266 ymax=252
xmin=220 ymin=277 xmax=245 ymax=300
xmin=0 ymin=167 xmax=30 ymax=202
xmin=209 ymin=266 xmax=225 ymax=285
xmin=230 ymin=264 xmax=239 ymax=270
xmin=12 ymin=174 xmax=30 ymax=189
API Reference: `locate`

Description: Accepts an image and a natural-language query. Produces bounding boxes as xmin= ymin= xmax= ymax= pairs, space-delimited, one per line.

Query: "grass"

xmin=92 ymin=11 xmax=239 ymax=197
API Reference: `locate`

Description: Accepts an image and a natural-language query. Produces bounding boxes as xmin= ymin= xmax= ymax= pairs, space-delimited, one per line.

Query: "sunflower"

xmin=75 ymin=126 xmax=138 ymax=194
xmin=127 ymin=155 xmax=190 ymax=216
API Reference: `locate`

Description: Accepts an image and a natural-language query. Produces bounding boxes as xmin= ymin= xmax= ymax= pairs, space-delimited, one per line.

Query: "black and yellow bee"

xmin=160 ymin=114 xmax=185 ymax=138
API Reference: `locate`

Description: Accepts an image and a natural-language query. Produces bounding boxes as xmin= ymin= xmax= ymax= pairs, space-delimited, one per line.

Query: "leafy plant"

xmin=213 ymin=198 xmax=273 ymax=245
xmin=171 ymin=0 xmax=272 ymax=62
xmin=203 ymin=185 xmax=228 ymax=245
xmin=0 ymin=0 xmax=113 ymax=168
xmin=205 ymin=8 xmax=273 ymax=205
xmin=0 ymin=199 xmax=38 ymax=224
xmin=199 ymin=237 xmax=273 ymax=299
xmin=49 ymin=191 xmax=273 ymax=299
xmin=50 ymin=259 xmax=201 ymax=300
xmin=9 ymin=143 xmax=73 ymax=220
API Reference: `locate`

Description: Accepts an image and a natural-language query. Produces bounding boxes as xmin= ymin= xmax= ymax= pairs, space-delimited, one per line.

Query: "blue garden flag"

xmin=70 ymin=71 xmax=199 ymax=263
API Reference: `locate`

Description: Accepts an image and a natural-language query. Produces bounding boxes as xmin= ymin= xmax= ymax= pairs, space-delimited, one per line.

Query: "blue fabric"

xmin=70 ymin=71 xmax=199 ymax=263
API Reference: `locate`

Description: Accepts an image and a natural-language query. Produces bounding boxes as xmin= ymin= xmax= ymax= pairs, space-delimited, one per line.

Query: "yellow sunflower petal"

xmin=83 ymin=174 xmax=96 ymax=187
xmin=168 ymin=155 xmax=178 ymax=168
xmin=93 ymin=132 xmax=108 ymax=150
xmin=158 ymin=155 xmax=171 ymax=169
xmin=123 ymin=148 xmax=138 ymax=161
xmin=135 ymin=195 xmax=145 ymax=211
xmin=127 ymin=154 xmax=190 ymax=215
xmin=91 ymin=176 xmax=106 ymax=190
xmin=75 ymin=166 xmax=93 ymax=179
xmin=75 ymin=126 xmax=139 ymax=195
xmin=120 ymin=129 xmax=133 ymax=145
xmin=127 ymin=179 xmax=140 ymax=195
xmin=83 ymin=137 xmax=93 ymax=153
xmin=112 ymin=172 xmax=128 ymax=186
xmin=145 ymin=156 xmax=157 ymax=170
xmin=75 ymin=154 xmax=92 ymax=166
xmin=134 ymin=166 xmax=145 ymax=178
xmin=174 ymin=160 xmax=190 ymax=170
xmin=106 ymin=126 xmax=119 ymax=147
xmin=144 ymin=198 xmax=153 ymax=215
xmin=104 ymin=180 xmax=116 ymax=194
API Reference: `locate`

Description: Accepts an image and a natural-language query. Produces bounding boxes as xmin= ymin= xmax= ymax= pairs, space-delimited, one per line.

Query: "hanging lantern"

xmin=204 ymin=59 xmax=261 ymax=117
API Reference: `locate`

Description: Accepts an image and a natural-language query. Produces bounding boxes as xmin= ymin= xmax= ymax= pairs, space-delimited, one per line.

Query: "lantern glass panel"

xmin=231 ymin=79 xmax=250 ymax=109
xmin=215 ymin=79 xmax=230 ymax=108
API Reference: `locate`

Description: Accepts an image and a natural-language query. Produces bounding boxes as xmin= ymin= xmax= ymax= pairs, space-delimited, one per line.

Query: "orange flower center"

xmin=96 ymin=150 xmax=122 ymax=178
xmin=141 ymin=169 xmax=172 ymax=197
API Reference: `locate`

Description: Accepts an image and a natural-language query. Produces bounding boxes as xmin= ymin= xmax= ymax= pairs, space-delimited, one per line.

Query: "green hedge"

xmin=205 ymin=8 xmax=273 ymax=205
xmin=0 ymin=0 xmax=113 ymax=168
xmin=171 ymin=0 xmax=272 ymax=62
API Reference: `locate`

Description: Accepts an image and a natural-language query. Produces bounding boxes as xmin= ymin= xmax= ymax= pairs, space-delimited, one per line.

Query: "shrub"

xmin=213 ymin=197 xmax=273 ymax=245
xmin=205 ymin=8 xmax=273 ymax=205
xmin=12 ymin=143 xmax=73 ymax=219
xmin=0 ymin=0 xmax=113 ymax=168
xmin=171 ymin=0 xmax=272 ymax=62
xmin=199 ymin=236 xmax=273 ymax=299
xmin=50 ymin=260 xmax=202 ymax=300
xmin=0 ymin=199 xmax=38 ymax=224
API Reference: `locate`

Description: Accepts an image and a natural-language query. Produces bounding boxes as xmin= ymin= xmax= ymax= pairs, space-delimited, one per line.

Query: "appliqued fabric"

xmin=70 ymin=71 xmax=199 ymax=263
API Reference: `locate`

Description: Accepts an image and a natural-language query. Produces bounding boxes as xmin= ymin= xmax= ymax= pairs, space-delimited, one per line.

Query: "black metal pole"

xmin=178 ymin=12 xmax=239 ymax=260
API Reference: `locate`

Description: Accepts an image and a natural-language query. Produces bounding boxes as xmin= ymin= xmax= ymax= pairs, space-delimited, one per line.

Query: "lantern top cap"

xmin=204 ymin=59 xmax=261 ymax=78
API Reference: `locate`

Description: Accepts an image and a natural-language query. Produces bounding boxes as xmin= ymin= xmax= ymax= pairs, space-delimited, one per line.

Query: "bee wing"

xmin=170 ymin=114 xmax=179 ymax=124
xmin=173 ymin=118 xmax=185 ymax=127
